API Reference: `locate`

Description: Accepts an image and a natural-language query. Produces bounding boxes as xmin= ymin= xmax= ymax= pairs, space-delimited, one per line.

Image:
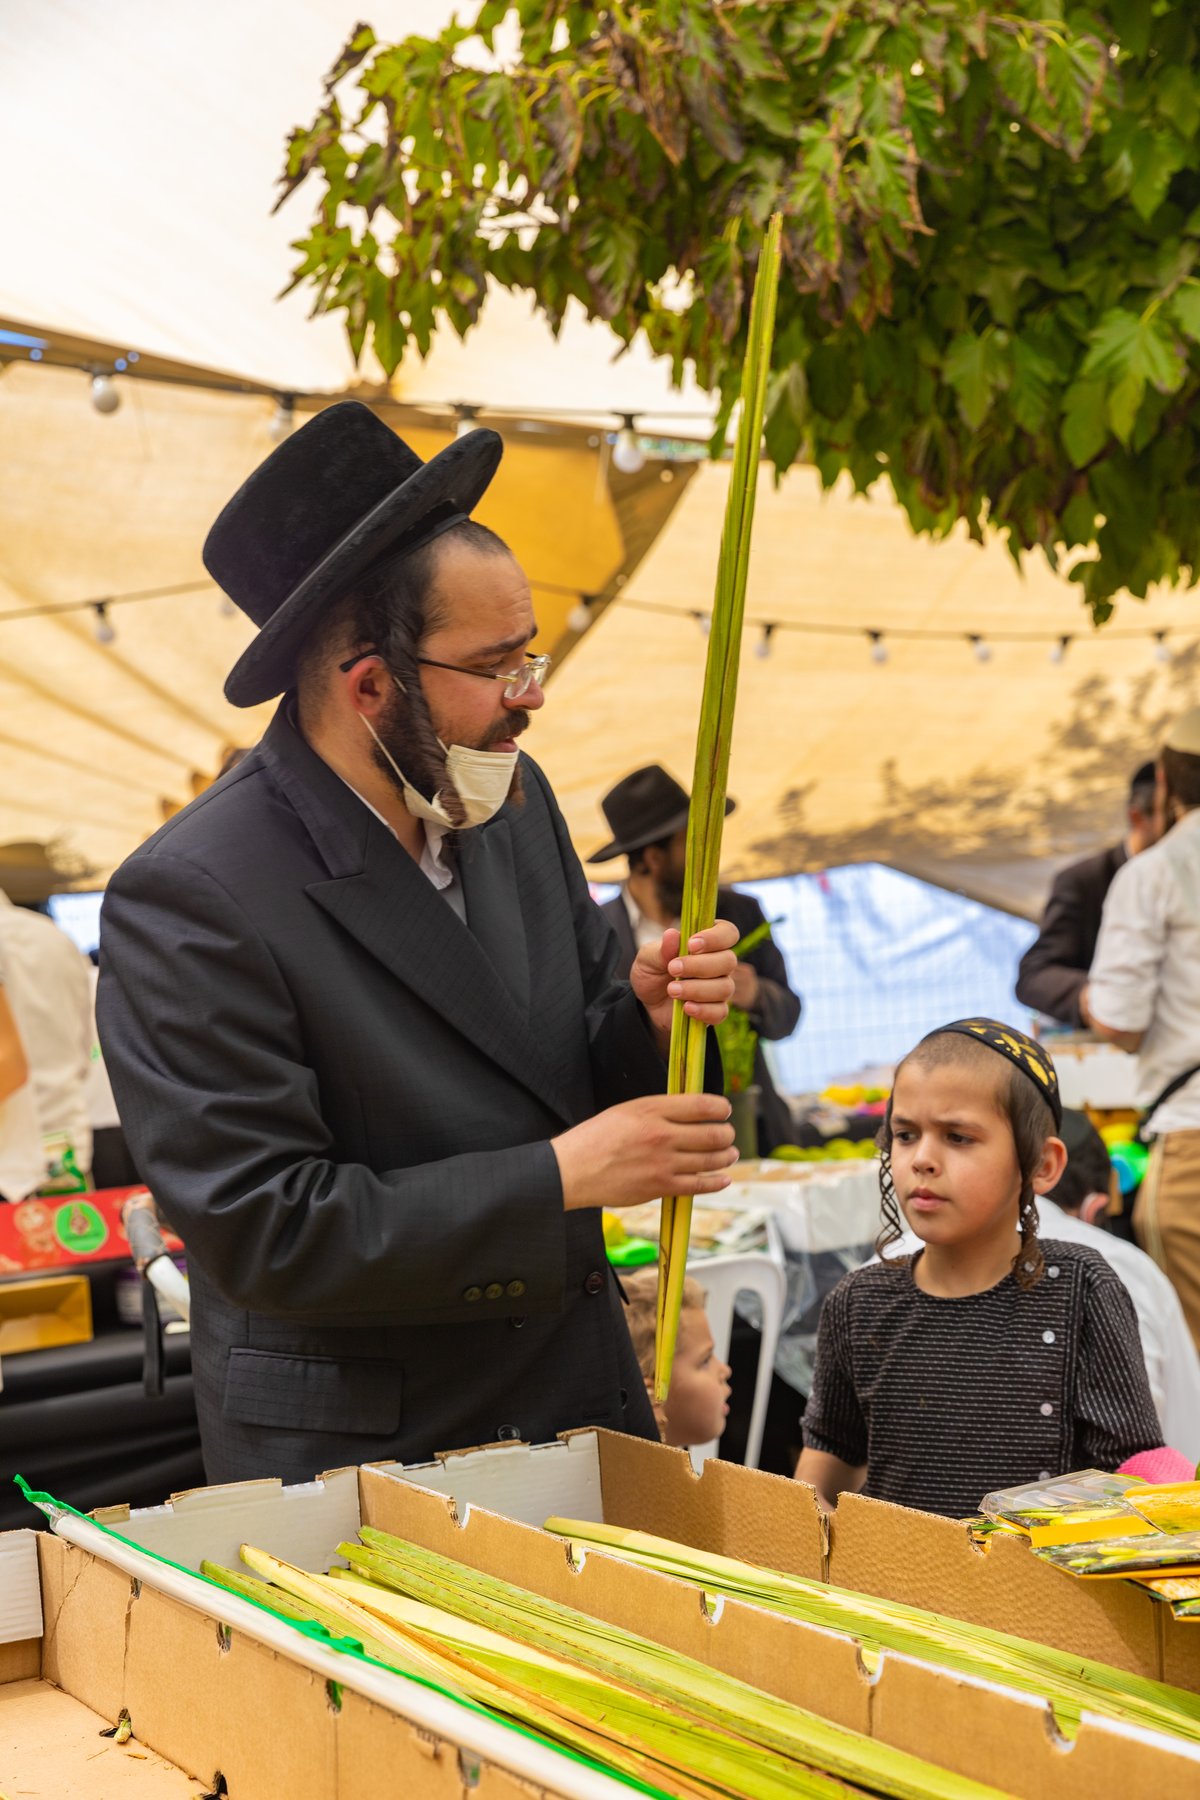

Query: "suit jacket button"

xmin=496 ymin=1425 xmax=521 ymax=1441
xmin=584 ymin=1269 xmax=605 ymax=1295
xmin=505 ymin=1279 xmax=526 ymax=1299
xmin=463 ymin=1285 xmax=483 ymax=1303
xmin=484 ymin=1281 xmax=504 ymax=1301
xmin=508 ymin=1316 xmax=526 ymax=1330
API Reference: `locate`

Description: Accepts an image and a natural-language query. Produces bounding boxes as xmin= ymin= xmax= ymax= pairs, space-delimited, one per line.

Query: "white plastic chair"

xmin=685 ymin=1239 xmax=786 ymax=1471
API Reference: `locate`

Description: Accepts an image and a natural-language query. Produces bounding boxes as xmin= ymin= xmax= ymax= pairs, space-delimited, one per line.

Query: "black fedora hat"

xmin=208 ymin=401 xmax=503 ymax=707
xmin=590 ymin=764 xmax=735 ymax=862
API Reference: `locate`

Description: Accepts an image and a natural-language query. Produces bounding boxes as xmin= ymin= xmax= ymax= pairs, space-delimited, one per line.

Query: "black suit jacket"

xmin=600 ymin=886 xmax=801 ymax=1153
xmin=97 ymin=704 xmax=663 ymax=1482
xmin=1015 ymin=842 xmax=1128 ymax=1027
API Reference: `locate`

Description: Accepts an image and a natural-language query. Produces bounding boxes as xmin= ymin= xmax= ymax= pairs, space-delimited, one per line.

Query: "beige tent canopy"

xmin=1 ymin=2 xmax=1196 ymax=911
xmin=539 ymin=462 xmax=1198 ymax=919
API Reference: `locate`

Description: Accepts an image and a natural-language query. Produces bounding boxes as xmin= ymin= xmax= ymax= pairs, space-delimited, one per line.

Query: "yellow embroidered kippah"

xmin=1164 ymin=707 xmax=1200 ymax=756
xmin=920 ymin=1017 xmax=1062 ymax=1128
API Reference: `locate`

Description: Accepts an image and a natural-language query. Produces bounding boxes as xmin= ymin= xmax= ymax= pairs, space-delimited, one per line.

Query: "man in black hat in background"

xmin=593 ymin=765 xmax=801 ymax=1154
xmin=1016 ymin=761 xmax=1161 ymax=1029
xmin=98 ymin=403 xmax=740 ymax=1483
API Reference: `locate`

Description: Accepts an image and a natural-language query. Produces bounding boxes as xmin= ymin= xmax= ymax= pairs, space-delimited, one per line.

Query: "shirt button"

xmin=1039 ymin=1470 xmax=1052 ymax=1481
xmin=1048 ymin=1266 xmax=1060 ymax=1279
xmin=1040 ymin=1402 xmax=1053 ymax=1416
xmin=1042 ymin=1330 xmax=1056 ymax=1344
xmin=463 ymin=1285 xmax=482 ymax=1303
xmin=484 ymin=1282 xmax=504 ymax=1301
xmin=505 ymin=1279 xmax=526 ymax=1299
xmin=584 ymin=1270 xmax=605 ymax=1295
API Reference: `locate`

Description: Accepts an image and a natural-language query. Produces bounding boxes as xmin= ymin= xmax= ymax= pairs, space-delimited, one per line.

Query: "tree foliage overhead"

xmin=281 ymin=2 xmax=1200 ymax=617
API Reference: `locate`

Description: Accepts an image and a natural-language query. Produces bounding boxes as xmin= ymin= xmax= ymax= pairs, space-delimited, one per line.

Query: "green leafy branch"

xmin=280 ymin=2 xmax=1200 ymax=613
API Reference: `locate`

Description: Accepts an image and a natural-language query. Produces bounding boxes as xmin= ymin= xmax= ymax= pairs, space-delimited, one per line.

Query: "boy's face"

xmin=890 ymin=1061 xmax=1062 ymax=1254
xmin=660 ymin=1308 xmax=731 ymax=1448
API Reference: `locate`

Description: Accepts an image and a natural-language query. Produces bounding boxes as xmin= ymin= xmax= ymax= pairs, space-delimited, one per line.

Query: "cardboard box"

xmin=0 ymin=1271 xmax=92 ymax=1354
xmin=28 ymin=1432 xmax=1200 ymax=1800
xmin=366 ymin=1431 xmax=1200 ymax=1798
xmin=1 ymin=1478 xmax=650 ymax=1800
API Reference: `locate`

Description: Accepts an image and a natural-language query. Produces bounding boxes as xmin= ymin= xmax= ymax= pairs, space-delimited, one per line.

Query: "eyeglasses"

xmin=339 ymin=649 xmax=551 ymax=700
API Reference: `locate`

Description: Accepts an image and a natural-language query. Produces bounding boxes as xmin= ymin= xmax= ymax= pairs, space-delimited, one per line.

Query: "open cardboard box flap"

xmin=11 ymin=1428 xmax=1200 ymax=1800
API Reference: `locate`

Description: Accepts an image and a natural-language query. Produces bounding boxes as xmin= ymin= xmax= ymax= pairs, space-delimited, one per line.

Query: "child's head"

xmin=877 ymin=1019 xmax=1066 ymax=1288
xmin=622 ymin=1267 xmax=731 ymax=1447
xmin=1049 ymin=1109 xmax=1114 ymax=1225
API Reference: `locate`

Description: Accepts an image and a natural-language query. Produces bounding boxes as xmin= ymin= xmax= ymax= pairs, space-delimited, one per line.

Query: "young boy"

xmin=622 ymin=1268 xmax=732 ymax=1448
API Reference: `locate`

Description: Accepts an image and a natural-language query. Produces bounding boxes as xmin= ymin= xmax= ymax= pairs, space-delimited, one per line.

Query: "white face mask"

xmin=361 ymin=682 xmax=518 ymax=830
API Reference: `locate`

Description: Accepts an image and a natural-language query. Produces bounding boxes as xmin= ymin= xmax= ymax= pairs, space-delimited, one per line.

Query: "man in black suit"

xmin=1016 ymin=762 xmax=1160 ymax=1028
xmin=592 ymin=766 xmax=802 ymax=1153
xmin=98 ymin=403 xmax=741 ymax=1483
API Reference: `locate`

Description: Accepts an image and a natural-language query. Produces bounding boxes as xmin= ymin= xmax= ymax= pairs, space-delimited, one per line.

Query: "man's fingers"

xmin=683 ymin=1001 xmax=735 ymax=1023
xmin=660 ymin=1093 xmax=733 ymax=1123
xmin=686 ymin=921 xmax=740 ymax=953
xmin=668 ymin=952 xmax=737 ymax=982
xmin=670 ymin=1169 xmax=736 ymax=1195
xmin=668 ymin=1148 xmax=741 ymax=1175
xmin=670 ymin=978 xmax=735 ymax=1005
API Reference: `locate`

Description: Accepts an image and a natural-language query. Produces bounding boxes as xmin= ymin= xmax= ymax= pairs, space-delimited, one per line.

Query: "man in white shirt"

xmin=0 ymin=890 xmax=93 ymax=1195
xmin=1086 ymin=708 xmax=1200 ymax=1348
xmin=1040 ymin=1111 xmax=1200 ymax=1462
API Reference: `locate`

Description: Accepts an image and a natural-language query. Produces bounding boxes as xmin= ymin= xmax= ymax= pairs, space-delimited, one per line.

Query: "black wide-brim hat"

xmin=207 ymin=401 xmax=503 ymax=707
xmin=590 ymin=763 xmax=735 ymax=862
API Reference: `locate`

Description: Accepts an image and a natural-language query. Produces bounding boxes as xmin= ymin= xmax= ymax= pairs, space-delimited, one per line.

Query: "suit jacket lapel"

xmin=458 ymin=818 xmax=531 ymax=1015
xmin=260 ymin=706 xmax=571 ymax=1125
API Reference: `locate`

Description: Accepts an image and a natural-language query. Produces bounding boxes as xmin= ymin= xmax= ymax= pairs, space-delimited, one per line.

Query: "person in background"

xmin=0 ymin=887 xmax=93 ymax=1193
xmin=592 ymin=764 xmax=801 ymax=1153
xmin=1016 ymin=761 xmax=1160 ymax=1029
xmin=0 ymin=977 xmax=37 ymax=1202
xmin=621 ymin=1265 xmax=732 ymax=1450
xmin=1087 ymin=709 xmax=1200 ymax=1350
xmin=1041 ymin=1110 xmax=1200 ymax=1463
xmin=98 ymin=402 xmax=740 ymax=1484
xmin=796 ymin=1020 xmax=1162 ymax=1518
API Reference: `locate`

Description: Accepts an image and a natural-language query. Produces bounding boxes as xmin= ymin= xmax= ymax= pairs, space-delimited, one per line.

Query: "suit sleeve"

xmin=97 ymin=852 xmax=567 ymax=1329
xmin=739 ymin=896 xmax=802 ymax=1042
xmin=1014 ymin=866 xmax=1091 ymax=1025
xmin=525 ymin=761 xmax=722 ymax=1108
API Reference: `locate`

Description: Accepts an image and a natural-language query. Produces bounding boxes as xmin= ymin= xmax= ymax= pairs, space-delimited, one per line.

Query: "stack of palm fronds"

xmin=202 ymin=1528 xmax=1016 ymax=1800
xmin=656 ymin=212 xmax=783 ymax=1403
xmin=542 ymin=1518 xmax=1200 ymax=1743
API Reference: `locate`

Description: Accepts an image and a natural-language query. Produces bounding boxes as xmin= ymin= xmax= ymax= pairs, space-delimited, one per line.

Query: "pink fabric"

xmin=1118 ymin=1446 xmax=1197 ymax=1484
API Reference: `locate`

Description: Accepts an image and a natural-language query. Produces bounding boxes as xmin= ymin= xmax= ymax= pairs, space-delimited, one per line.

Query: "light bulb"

xmin=90 ymin=373 xmax=120 ymax=415
xmin=218 ymin=594 xmax=237 ymax=619
xmin=1049 ymin=635 xmax=1071 ymax=664
xmin=454 ymin=404 xmax=480 ymax=440
xmin=971 ymin=635 xmax=991 ymax=663
xmin=754 ymin=624 xmax=775 ymax=659
xmin=93 ymin=603 xmax=116 ymax=644
xmin=1155 ymin=632 xmax=1171 ymax=664
xmin=611 ymin=416 xmax=646 ymax=475
xmin=869 ymin=632 xmax=887 ymax=664
xmin=567 ymin=600 xmax=592 ymax=634
xmin=269 ymin=396 xmax=295 ymax=441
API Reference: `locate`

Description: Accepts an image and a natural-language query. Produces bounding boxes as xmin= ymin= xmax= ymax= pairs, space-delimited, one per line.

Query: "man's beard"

xmin=370 ymin=691 xmax=529 ymax=817
xmin=655 ymin=875 xmax=686 ymax=920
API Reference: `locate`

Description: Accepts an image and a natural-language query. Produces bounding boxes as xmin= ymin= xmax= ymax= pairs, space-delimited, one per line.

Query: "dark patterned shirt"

xmin=802 ymin=1240 xmax=1163 ymax=1518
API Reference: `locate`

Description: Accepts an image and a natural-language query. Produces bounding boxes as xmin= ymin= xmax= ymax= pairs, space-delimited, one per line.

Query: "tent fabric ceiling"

xmin=531 ymin=461 xmax=1199 ymax=921
xmin=0 ymin=363 xmax=685 ymax=880
xmin=3 ymin=4 xmax=1197 ymax=915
